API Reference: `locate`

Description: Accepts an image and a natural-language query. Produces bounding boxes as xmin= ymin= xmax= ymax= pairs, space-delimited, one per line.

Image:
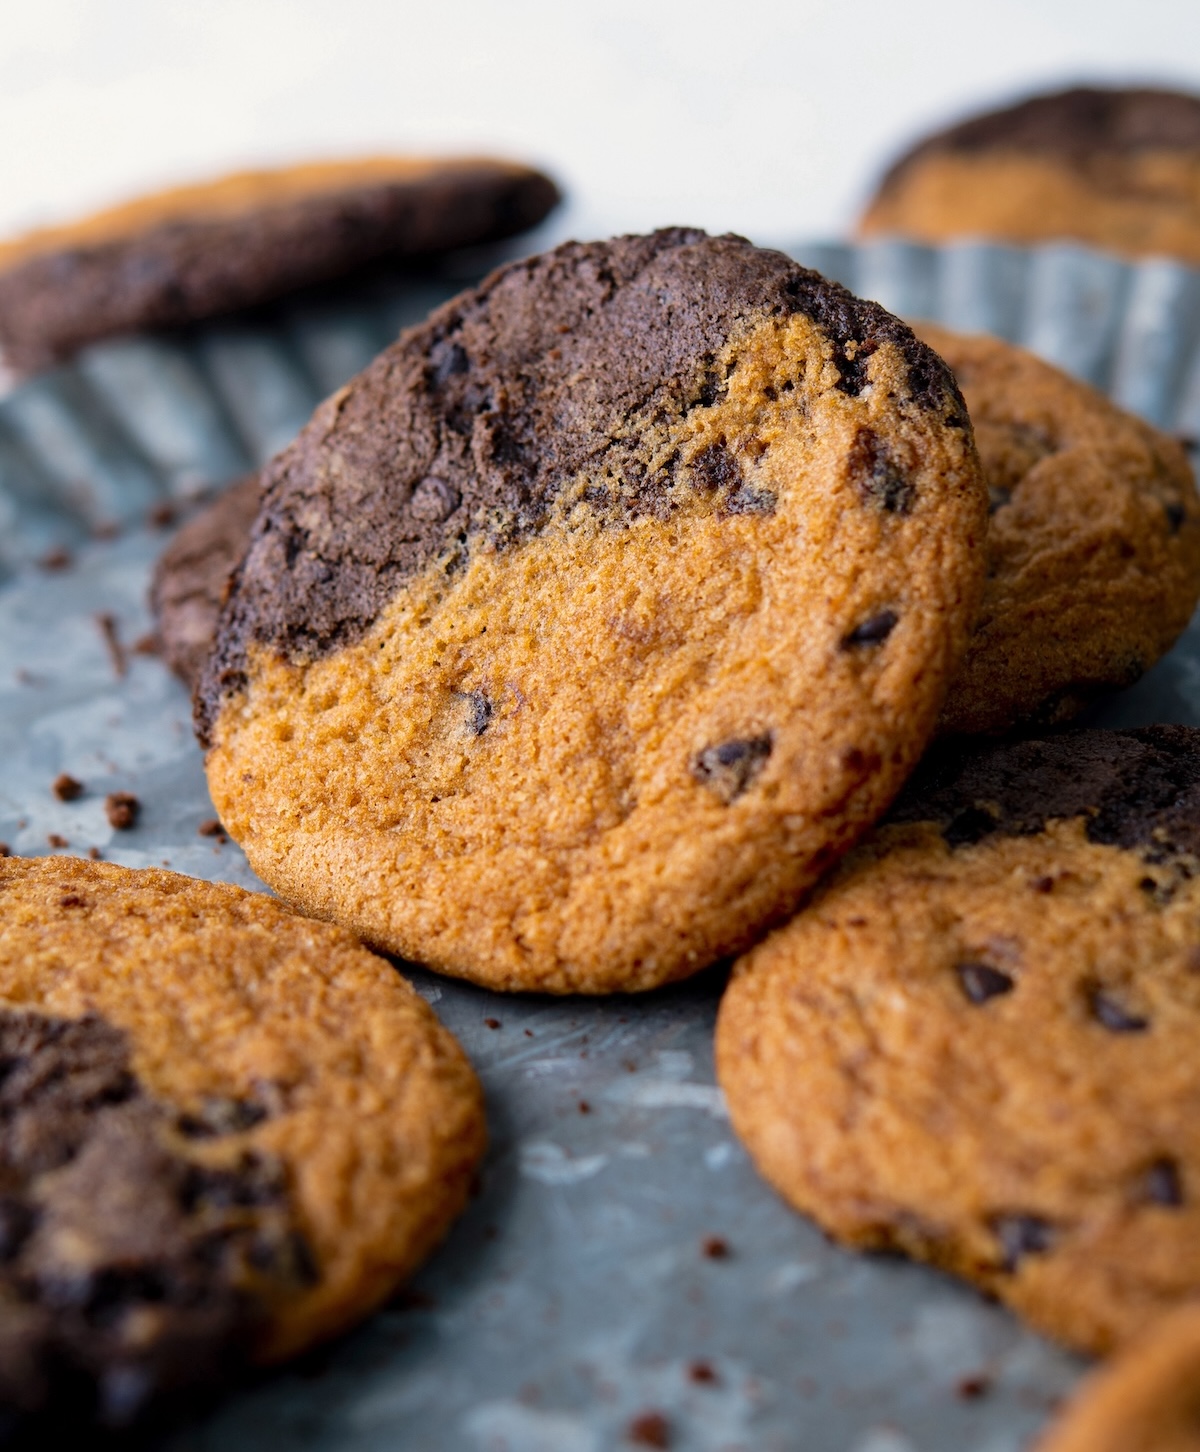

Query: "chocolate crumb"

xmin=104 ymin=792 xmax=140 ymax=831
xmin=484 ymin=1017 xmax=501 ymax=1030
xmin=701 ymin=1235 xmax=730 ymax=1260
xmin=47 ymin=834 xmax=69 ymax=849
xmin=956 ymin=962 xmax=1015 ymax=1004
xmin=688 ymin=1360 xmax=718 ymax=1385
xmin=52 ymin=774 xmax=84 ymax=802
xmin=957 ymin=1374 xmax=991 ymax=1400
xmin=628 ymin=1410 xmax=672 ymax=1448
xmin=95 ymin=613 xmax=127 ymax=678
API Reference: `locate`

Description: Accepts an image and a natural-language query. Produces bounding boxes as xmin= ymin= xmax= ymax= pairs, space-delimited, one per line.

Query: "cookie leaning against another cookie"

xmin=198 ymin=228 xmax=987 ymax=995
xmin=150 ymin=473 xmax=262 ymax=690
xmin=717 ymin=726 xmax=1200 ymax=1355
xmin=0 ymin=855 xmax=485 ymax=1433
xmin=859 ymin=86 xmax=1200 ymax=262
xmin=0 ymin=156 xmax=560 ymax=373
xmin=915 ymin=324 xmax=1200 ymax=735
xmin=1034 ymin=1303 xmax=1200 ymax=1452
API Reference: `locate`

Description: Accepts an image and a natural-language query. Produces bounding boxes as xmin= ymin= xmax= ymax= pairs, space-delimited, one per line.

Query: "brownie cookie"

xmin=198 ymin=228 xmax=987 ymax=994
xmin=0 ymin=156 xmax=560 ymax=372
xmin=859 ymin=86 xmax=1200 ymax=261
xmin=150 ymin=474 xmax=262 ymax=690
xmin=915 ymin=324 xmax=1200 ymax=735
xmin=1034 ymin=1303 xmax=1200 ymax=1452
xmin=0 ymin=855 xmax=485 ymax=1434
xmin=717 ymin=727 xmax=1200 ymax=1354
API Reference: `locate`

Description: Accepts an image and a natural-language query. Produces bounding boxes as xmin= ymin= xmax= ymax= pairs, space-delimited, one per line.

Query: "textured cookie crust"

xmin=1034 ymin=1303 xmax=1200 ymax=1452
xmin=916 ymin=324 xmax=1200 ymax=735
xmin=860 ymin=86 xmax=1200 ymax=261
xmin=717 ymin=726 xmax=1200 ymax=1354
xmin=199 ymin=228 xmax=987 ymax=994
xmin=0 ymin=156 xmax=560 ymax=372
xmin=0 ymin=856 xmax=485 ymax=1427
xmin=151 ymin=474 xmax=262 ymax=690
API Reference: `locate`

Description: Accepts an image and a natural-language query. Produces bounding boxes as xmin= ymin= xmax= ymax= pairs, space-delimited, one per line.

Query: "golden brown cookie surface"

xmin=915 ymin=324 xmax=1200 ymax=735
xmin=0 ymin=855 xmax=485 ymax=1432
xmin=1035 ymin=1304 xmax=1200 ymax=1452
xmin=0 ymin=155 xmax=560 ymax=372
xmin=860 ymin=86 xmax=1200 ymax=262
xmin=717 ymin=727 xmax=1200 ymax=1355
xmin=199 ymin=229 xmax=987 ymax=994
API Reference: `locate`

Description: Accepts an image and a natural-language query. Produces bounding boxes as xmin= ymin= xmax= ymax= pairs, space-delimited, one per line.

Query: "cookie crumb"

xmin=0 ymin=844 xmax=9 ymax=857
xmin=87 ymin=847 xmax=102 ymax=860
xmin=197 ymin=818 xmax=226 ymax=839
xmin=956 ymin=1374 xmax=991 ymax=1400
xmin=147 ymin=502 xmax=176 ymax=529
xmin=105 ymin=792 xmax=140 ymax=830
xmin=578 ymin=1100 xmax=591 ymax=1114
xmin=38 ymin=547 xmax=72 ymax=571
xmin=47 ymin=833 xmax=69 ymax=849
xmin=688 ymin=1360 xmax=718 ymax=1385
xmin=627 ymin=1410 xmax=671 ymax=1447
xmin=95 ymin=612 xmax=127 ymax=678
xmin=484 ymin=1017 xmax=501 ymax=1030
xmin=52 ymin=773 xmax=84 ymax=801
xmin=701 ymin=1235 xmax=730 ymax=1260
xmin=132 ymin=633 xmax=161 ymax=657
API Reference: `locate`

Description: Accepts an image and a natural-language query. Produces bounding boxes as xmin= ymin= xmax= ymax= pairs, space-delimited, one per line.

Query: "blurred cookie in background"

xmin=860 ymin=86 xmax=1200 ymax=263
xmin=916 ymin=323 xmax=1200 ymax=736
xmin=0 ymin=156 xmax=561 ymax=373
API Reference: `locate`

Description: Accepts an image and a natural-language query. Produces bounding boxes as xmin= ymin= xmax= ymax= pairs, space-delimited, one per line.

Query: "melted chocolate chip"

xmin=991 ymin=1213 xmax=1054 ymax=1272
xmin=458 ymin=691 xmax=493 ymax=737
xmin=846 ymin=428 xmax=915 ymax=514
xmin=691 ymin=735 xmax=772 ymax=803
xmin=690 ymin=443 xmax=741 ymax=493
xmin=1143 ymin=1157 xmax=1184 ymax=1207
xmin=841 ymin=610 xmax=899 ymax=648
xmin=725 ymin=484 xmax=777 ymax=516
xmin=1090 ymin=988 xmax=1149 ymax=1034
xmin=956 ymin=962 xmax=1014 ymax=1004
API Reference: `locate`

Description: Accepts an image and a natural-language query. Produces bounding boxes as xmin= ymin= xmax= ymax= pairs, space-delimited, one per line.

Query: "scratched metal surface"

xmin=1 ymin=240 xmax=1198 ymax=1451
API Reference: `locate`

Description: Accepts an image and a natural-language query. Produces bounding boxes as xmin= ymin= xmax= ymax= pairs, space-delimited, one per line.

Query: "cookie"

xmin=0 ymin=156 xmax=560 ymax=372
xmin=860 ymin=86 xmax=1200 ymax=262
xmin=915 ymin=324 xmax=1200 ymax=735
xmin=1034 ymin=1303 xmax=1200 ymax=1451
xmin=197 ymin=228 xmax=987 ymax=994
xmin=716 ymin=726 xmax=1200 ymax=1354
xmin=0 ymin=854 xmax=485 ymax=1433
xmin=150 ymin=474 xmax=262 ymax=690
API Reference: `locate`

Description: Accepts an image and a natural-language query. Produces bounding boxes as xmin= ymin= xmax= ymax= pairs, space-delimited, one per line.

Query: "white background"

xmin=1 ymin=0 xmax=1199 ymax=248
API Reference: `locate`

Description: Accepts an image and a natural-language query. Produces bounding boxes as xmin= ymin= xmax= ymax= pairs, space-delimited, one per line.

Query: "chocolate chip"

xmin=57 ymin=894 xmax=87 ymax=910
xmin=1090 ymin=988 xmax=1149 ymax=1034
xmin=1143 ymin=1157 xmax=1184 ymax=1207
xmin=410 ymin=476 xmax=461 ymax=523
xmin=841 ymin=610 xmax=898 ymax=648
xmin=104 ymin=793 xmax=139 ymax=831
xmin=991 ymin=1213 xmax=1054 ymax=1271
xmin=847 ymin=427 xmax=915 ymax=514
xmin=1165 ymin=500 xmax=1186 ymax=533
xmin=691 ymin=734 xmax=772 ymax=803
xmin=942 ymin=804 xmax=999 ymax=848
xmin=628 ymin=1410 xmax=672 ymax=1447
xmin=690 ymin=442 xmax=741 ymax=493
xmin=956 ymin=962 xmax=1014 ymax=1004
xmin=51 ymin=774 xmax=83 ymax=802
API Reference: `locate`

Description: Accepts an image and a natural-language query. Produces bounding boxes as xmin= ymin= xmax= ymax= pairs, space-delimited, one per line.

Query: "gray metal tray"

xmin=3 ymin=239 xmax=1198 ymax=1451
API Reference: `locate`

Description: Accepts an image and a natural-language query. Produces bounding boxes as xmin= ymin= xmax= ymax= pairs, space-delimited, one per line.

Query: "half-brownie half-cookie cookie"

xmin=0 ymin=855 xmax=485 ymax=1435
xmin=717 ymin=726 xmax=1200 ymax=1355
xmin=859 ymin=86 xmax=1200 ymax=262
xmin=197 ymin=228 xmax=987 ymax=994
xmin=915 ymin=324 xmax=1200 ymax=736
xmin=0 ymin=156 xmax=560 ymax=372
xmin=150 ymin=473 xmax=263 ymax=690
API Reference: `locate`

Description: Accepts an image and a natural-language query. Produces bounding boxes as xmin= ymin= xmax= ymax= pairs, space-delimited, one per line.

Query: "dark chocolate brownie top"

xmin=197 ymin=227 xmax=962 ymax=743
xmin=877 ymin=86 xmax=1200 ymax=194
xmin=0 ymin=1007 xmax=310 ymax=1437
xmin=890 ymin=725 xmax=1200 ymax=860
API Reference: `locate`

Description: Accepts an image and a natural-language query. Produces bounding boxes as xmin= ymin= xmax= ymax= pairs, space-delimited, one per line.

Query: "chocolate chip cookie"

xmin=0 ymin=156 xmax=560 ymax=372
xmin=717 ymin=726 xmax=1200 ymax=1354
xmin=916 ymin=324 xmax=1200 ymax=735
xmin=198 ymin=228 xmax=987 ymax=994
xmin=0 ymin=855 xmax=485 ymax=1434
xmin=860 ymin=86 xmax=1200 ymax=262
xmin=1034 ymin=1303 xmax=1200 ymax=1451
xmin=150 ymin=473 xmax=262 ymax=690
